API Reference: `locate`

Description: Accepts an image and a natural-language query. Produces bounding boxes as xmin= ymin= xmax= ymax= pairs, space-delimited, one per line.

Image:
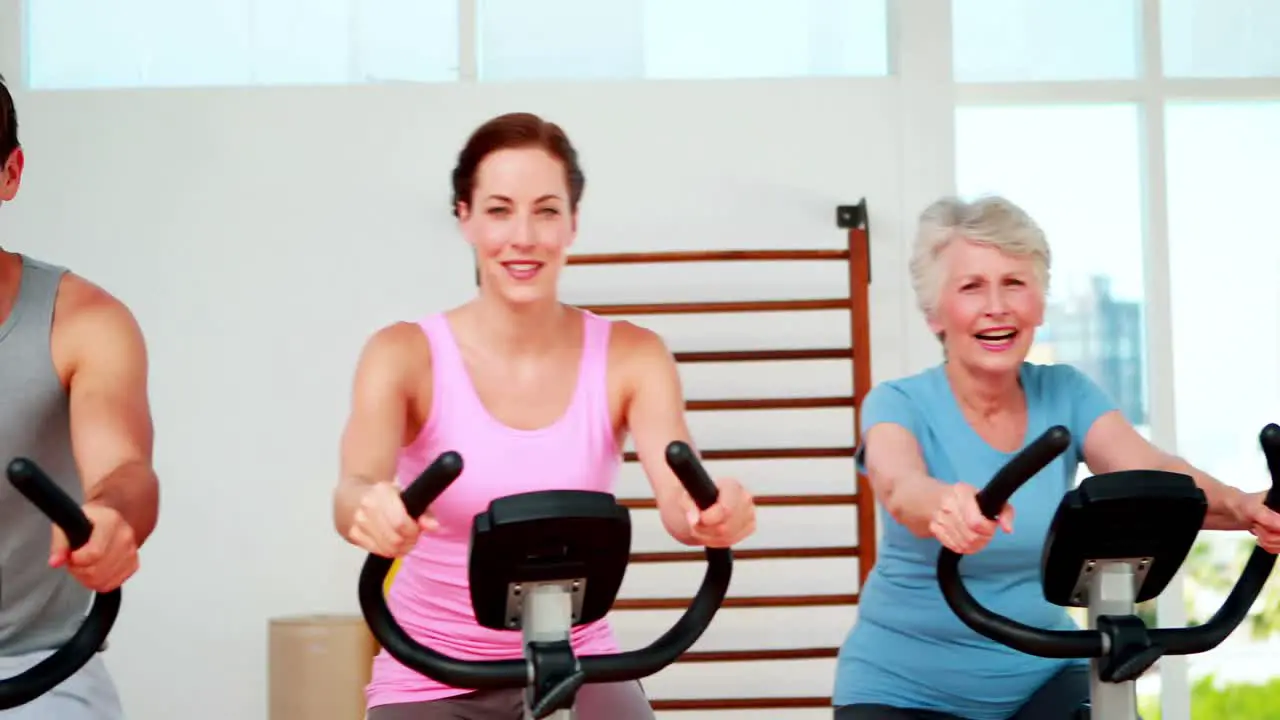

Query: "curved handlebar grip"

xmin=937 ymin=549 xmax=1106 ymax=659
xmin=359 ymin=449 xmax=530 ymax=689
xmin=974 ymin=426 xmax=1072 ymax=519
xmin=1156 ymin=422 xmax=1280 ymax=657
xmin=7 ymin=458 xmax=93 ymax=550
xmin=665 ymin=441 xmax=719 ymax=510
xmin=1 ymin=458 xmax=122 ymax=710
xmin=1258 ymin=423 xmax=1280 ymax=510
xmin=400 ymin=452 xmax=464 ymax=519
xmin=937 ymin=425 xmax=1104 ymax=661
xmin=359 ymin=446 xmax=734 ymax=692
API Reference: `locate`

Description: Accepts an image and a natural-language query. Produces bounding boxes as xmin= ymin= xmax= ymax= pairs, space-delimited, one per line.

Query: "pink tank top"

xmin=366 ymin=310 xmax=623 ymax=708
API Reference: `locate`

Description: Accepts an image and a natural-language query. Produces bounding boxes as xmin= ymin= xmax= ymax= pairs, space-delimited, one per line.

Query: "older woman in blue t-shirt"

xmin=832 ymin=195 xmax=1280 ymax=720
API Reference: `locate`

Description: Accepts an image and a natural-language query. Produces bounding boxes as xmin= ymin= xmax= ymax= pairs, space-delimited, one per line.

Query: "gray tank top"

xmin=0 ymin=254 xmax=91 ymax=655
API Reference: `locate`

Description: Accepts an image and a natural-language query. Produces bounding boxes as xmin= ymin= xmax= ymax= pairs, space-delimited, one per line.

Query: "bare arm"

xmin=1083 ymin=410 xmax=1247 ymax=530
xmin=63 ymin=284 xmax=159 ymax=547
xmin=333 ymin=323 xmax=420 ymax=541
xmin=861 ymin=423 xmax=950 ymax=538
xmin=620 ymin=326 xmax=700 ymax=546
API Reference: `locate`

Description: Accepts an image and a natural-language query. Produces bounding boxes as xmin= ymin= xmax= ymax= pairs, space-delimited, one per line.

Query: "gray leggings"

xmin=835 ymin=664 xmax=1096 ymax=720
xmin=0 ymin=650 xmax=124 ymax=719
xmin=367 ymin=680 xmax=654 ymax=720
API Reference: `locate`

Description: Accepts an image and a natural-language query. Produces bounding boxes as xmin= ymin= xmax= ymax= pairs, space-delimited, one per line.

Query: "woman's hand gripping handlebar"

xmin=357 ymin=440 xmax=733 ymax=690
xmin=1176 ymin=423 xmax=1280 ymax=654
xmin=0 ymin=459 xmax=123 ymax=709
xmin=935 ymin=426 xmax=1105 ymax=658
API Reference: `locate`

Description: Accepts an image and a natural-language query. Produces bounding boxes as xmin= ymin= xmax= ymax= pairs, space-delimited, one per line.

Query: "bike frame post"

xmin=1087 ymin=561 xmax=1141 ymax=720
xmin=521 ymin=582 xmax=578 ymax=720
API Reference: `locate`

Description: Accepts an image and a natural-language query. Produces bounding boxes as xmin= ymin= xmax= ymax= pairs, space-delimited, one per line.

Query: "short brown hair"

xmin=0 ymin=74 xmax=18 ymax=163
xmin=450 ymin=112 xmax=585 ymax=218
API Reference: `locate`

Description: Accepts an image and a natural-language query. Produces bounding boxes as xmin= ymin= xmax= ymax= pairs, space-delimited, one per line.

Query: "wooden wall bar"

xmin=563 ymin=199 xmax=876 ymax=712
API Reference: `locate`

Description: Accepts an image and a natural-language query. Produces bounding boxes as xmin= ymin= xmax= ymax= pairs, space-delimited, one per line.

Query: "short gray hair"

xmin=909 ymin=195 xmax=1051 ymax=316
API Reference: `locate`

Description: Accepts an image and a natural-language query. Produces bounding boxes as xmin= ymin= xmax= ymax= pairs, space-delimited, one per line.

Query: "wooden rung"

xmin=676 ymin=647 xmax=839 ymax=663
xmin=583 ymin=298 xmax=849 ymax=316
xmin=630 ymin=546 xmax=858 ymax=563
xmin=652 ymin=697 xmax=831 ymax=710
xmin=675 ymin=348 xmax=851 ymax=363
xmin=687 ymin=396 xmax=854 ymax=411
xmin=624 ymin=447 xmax=855 ymax=462
xmin=620 ymin=494 xmax=856 ymax=510
xmin=614 ymin=593 xmax=857 ymax=610
xmin=568 ymin=249 xmax=849 ymax=265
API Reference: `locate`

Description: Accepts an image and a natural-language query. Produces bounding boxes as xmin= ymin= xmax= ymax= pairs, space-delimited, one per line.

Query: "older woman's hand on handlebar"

xmin=930 ymin=482 xmax=1014 ymax=554
xmin=1229 ymin=489 xmax=1280 ymax=554
xmin=350 ymin=480 xmax=439 ymax=558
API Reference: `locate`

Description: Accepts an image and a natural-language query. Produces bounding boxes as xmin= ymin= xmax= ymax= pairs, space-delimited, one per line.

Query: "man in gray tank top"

xmin=0 ymin=75 xmax=161 ymax=718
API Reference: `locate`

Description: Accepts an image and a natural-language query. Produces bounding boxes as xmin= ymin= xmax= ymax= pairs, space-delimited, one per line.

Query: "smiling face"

xmin=928 ymin=238 xmax=1046 ymax=375
xmin=457 ymin=146 xmax=577 ymax=306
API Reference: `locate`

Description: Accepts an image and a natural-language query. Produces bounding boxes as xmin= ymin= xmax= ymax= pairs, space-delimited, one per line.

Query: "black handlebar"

xmin=358 ymin=440 xmax=733 ymax=690
xmin=1 ymin=459 xmax=122 ymax=709
xmin=937 ymin=424 xmax=1280 ymax=660
xmin=1173 ymin=423 xmax=1280 ymax=655
xmin=665 ymin=441 xmax=720 ymax=511
xmin=936 ymin=427 xmax=1104 ymax=657
xmin=974 ymin=425 xmax=1072 ymax=518
xmin=398 ymin=451 xmax=465 ymax=519
xmin=1260 ymin=423 xmax=1280 ymax=509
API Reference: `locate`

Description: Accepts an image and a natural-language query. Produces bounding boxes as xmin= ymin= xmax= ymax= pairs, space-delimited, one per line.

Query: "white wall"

xmin=0 ymin=72 xmax=935 ymax=719
xmin=0 ymin=0 xmax=18 ymax=86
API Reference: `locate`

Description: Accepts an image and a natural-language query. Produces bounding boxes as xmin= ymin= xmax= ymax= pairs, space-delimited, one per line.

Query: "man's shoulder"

xmin=53 ymin=272 xmax=136 ymax=330
xmin=49 ymin=272 xmax=147 ymax=384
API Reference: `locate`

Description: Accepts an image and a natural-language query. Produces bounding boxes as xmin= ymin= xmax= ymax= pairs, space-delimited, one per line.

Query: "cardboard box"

xmin=269 ymin=614 xmax=378 ymax=720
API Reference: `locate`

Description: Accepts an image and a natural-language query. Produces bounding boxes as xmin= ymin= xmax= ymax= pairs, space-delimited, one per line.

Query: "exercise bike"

xmin=358 ymin=441 xmax=732 ymax=720
xmin=937 ymin=423 xmax=1280 ymax=720
xmin=0 ymin=458 xmax=122 ymax=708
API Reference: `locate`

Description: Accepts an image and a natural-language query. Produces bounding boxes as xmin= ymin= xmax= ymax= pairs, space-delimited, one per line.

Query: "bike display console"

xmin=470 ymin=488 xmax=634 ymax=715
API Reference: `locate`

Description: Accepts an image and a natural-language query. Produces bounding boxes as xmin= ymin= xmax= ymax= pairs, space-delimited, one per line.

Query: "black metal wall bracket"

xmin=835 ymin=198 xmax=870 ymax=283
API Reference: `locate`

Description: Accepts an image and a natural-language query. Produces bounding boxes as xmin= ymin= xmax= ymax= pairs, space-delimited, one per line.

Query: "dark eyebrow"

xmin=482 ymin=193 xmax=563 ymax=204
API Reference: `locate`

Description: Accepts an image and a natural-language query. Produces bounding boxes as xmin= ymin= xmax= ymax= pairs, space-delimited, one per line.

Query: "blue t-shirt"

xmin=833 ymin=362 xmax=1117 ymax=720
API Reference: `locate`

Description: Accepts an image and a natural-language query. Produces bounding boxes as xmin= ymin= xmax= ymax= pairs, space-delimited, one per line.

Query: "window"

xmin=954 ymin=104 xmax=1149 ymax=432
xmin=475 ymin=0 xmax=889 ymax=82
xmin=24 ymin=0 xmax=460 ymax=89
xmin=951 ymin=0 xmax=1142 ymax=82
xmin=1161 ymin=0 xmax=1280 ymax=78
xmin=474 ymin=0 xmax=646 ymax=82
xmin=1166 ymin=100 xmax=1280 ymax=691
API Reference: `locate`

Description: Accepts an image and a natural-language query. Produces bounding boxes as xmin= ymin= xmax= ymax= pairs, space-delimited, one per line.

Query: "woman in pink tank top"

xmin=331 ymin=112 xmax=759 ymax=720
